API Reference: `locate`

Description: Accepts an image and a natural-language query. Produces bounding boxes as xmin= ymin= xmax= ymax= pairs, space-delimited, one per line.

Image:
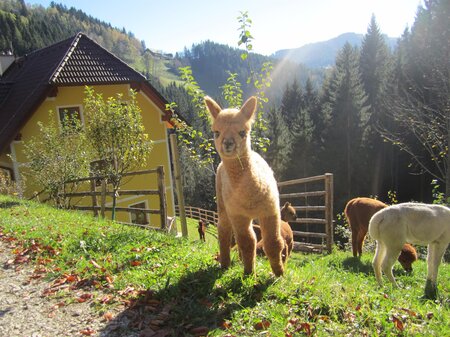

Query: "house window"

xmin=129 ymin=201 xmax=149 ymax=225
xmin=58 ymin=106 xmax=82 ymax=129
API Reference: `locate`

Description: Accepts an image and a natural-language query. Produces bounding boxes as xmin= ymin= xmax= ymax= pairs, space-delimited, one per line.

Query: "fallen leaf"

xmin=401 ymin=308 xmax=417 ymax=317
xmin=220 ymin=320 xmax=232 ymax=329
xmin=80 ymin=328 xmax=96 ymax=335
xmin=103 ymin=312 xmax=114 ymax=321
xmin=254 ymin=320 xmax=271 ymax=330
xmin=105 ymin=275 xmax=114 ymax=284
xmin=76 ymin=293 xmax=93 ymax=303
xmin=392 ymin=316 xmax=404 ymax=331
xmin=131 ymin=260 xmax=142 ymax=266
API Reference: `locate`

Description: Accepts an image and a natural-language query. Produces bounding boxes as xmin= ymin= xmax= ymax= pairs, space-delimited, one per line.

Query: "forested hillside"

xmin=2 ymin=0 xmax=449 ymax=217
xmin=0 ymin=0 xmax=145 ymax=65
xmin=165 ymin=3 xmax=450 ymax=215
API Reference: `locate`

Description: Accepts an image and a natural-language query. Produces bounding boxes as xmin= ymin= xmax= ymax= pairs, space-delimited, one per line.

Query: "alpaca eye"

xmin=238 ymin=131 xmax=246 ymax=138
xmin=213 ymin=131 xmax=220 ymax=138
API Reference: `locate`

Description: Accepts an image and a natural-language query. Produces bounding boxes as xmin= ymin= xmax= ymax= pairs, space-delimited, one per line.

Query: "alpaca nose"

xmin=223 ymin=138 xmax=235 ymax=151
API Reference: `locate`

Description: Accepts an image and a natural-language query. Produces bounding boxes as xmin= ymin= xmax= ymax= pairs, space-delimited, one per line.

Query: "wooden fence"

xmin=278 ymin=173 xmax=334 ymax=253
xmin=175 ymin=173 xmax=334 ymax=253
xmin=60 ymin=166 xmax=168 ymax=230
xmin=175 ymin=205 xmax=218 ymax=225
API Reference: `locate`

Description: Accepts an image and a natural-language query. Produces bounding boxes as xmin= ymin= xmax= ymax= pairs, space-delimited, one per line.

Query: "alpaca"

xmin=257 ymin=202 xmax=296 ymax=262
xmin=198 ymin=219 xmax=206 ymax=242
xmin=204 ymin=96 xmax=284 ymax=276
xmin=369 ymin=202 xmax=450 ymax=298
xmin=344 ymin=197 xmax=418 ymax=271
xmin=397 ymin=243 xmax=418 ymax=272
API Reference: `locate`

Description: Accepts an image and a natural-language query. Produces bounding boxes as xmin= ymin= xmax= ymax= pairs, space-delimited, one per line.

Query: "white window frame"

xmin=57 ymin=105 xmax=84 ymax=129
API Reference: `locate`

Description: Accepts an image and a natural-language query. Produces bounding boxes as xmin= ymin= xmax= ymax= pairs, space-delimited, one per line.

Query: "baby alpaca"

xmin=205 ymin=96 xmax=284 ymax=276
xmin=198 ymin=219 xmax=207 ymax=242
xmin=369 ymin=202 xmax=450 ymax=298
xmin=257 ymin=202 xmax=296 ymax=261
xmin=345 ymin=197 xmax=418 ymax=271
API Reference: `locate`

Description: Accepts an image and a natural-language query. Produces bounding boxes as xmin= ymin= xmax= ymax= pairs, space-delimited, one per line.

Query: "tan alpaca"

xmin=205 ymin=96 xmax=284 ymax=276
xmin=257 ymin=202 xmax=296 ymax=262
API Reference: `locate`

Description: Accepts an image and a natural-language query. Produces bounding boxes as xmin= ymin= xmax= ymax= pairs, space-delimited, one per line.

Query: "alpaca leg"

xmin=232 ymin=216 xmax=256 ymax=275
xmin=372 ymin=240 xmax=386 ymax=285
xmin=381 ymin=244 xmax=403 ymax=287
xmin=259 ymin=216 xmax=284 ymax=276
xmin=357 ymin=231 xmax=366 ymax=257
xmin=425 ymin=242 xmax=448 ymax=299
xmin=217 ymin=216 xmax=233 ymax=269
xmin=351 ymin=229 xmax=359 ymax=257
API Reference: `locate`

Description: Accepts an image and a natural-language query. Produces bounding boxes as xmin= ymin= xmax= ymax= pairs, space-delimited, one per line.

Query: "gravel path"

xmin=0 ymin=240 xmax=173 ymax=337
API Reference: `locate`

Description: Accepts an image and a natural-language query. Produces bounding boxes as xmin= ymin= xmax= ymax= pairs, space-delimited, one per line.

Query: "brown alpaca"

xmin=198 ymin=219 xmax=206 ymax=242
xmin=205 ymin=96 xmax=284 ymax=276
xmin=257 ymin=202 xmax=296 ymax=262
xmin=344 ymin=197 xmax=418 ymax=271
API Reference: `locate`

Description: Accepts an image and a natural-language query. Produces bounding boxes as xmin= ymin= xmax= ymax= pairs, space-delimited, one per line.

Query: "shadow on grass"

xmin=100 ymin=265 xmax=274 ymax=336
xmin=342 ymin=256 xmax=374 ymax=275
xmin=0 ymin=201 xmax=21 ymax=209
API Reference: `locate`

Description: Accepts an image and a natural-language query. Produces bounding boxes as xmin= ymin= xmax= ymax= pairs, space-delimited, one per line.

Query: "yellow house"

xmin=0 ymin=33 xmax=178 ymax=228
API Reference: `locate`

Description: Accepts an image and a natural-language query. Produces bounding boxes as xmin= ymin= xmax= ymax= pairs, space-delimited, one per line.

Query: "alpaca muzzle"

xmin=222 ymin=138 xmax=236 ymax=153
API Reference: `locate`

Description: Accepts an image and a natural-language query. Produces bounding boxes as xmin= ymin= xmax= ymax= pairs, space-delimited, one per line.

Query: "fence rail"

xmin=60 ymin=166 xmax=168 ymax=230
xmin=279 ymin=173 xmax=334 ymax=253
xmin=175 ymin=173 xmax=334 ymax=254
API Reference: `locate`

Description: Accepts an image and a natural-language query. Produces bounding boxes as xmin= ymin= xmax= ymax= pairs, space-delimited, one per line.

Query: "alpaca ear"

xmin=284 ymin=202 xmax=291 ymax=207
xmin=240 ymin=96 xmax=257 ymax=122
xmin=204 ymin=96 xmax=222 ymax=119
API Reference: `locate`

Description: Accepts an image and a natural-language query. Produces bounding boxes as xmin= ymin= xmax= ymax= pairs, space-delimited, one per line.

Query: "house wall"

xmin=6 ymin=84 xmax=175 ymax=228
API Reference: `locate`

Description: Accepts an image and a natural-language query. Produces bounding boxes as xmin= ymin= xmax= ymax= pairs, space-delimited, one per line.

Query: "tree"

xmin=83 ymin=86 xmax=153 ymax=219
xmin=22 ymin=112 xmax=91 ymax=208
xmin=359 ymin=14 xmax=392 ymax=195
xmin=321 ymin=43 xmax=370 ymax=208
xmin=265 ymin=106 xmax=292 ymax=179
xmin=379 ymin=0 xmax=450 ymax=198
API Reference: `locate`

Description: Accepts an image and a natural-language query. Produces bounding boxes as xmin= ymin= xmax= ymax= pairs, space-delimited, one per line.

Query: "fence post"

xmin=170 ymin=134 xmax=188 ymax=237
xmin=100 ymin=179 xmax=106 ymax=219
xmin=324 ymin=173 xmax=334 ymax=253
xmin=157 ymin=165 xmax=168 ymax=230
xmin=90 ymin=174 xmax=98 ymax=217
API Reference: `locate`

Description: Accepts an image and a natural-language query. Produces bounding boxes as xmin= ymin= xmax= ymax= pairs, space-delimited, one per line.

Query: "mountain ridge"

xmin=271 ymin=32 xmax=398 ymax=68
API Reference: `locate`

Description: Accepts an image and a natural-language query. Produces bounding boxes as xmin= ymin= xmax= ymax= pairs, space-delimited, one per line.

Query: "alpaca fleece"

xmin=205 ymin=96 xmax=284 ymax=276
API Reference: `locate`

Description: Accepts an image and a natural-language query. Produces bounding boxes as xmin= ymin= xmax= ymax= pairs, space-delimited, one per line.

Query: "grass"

xmin=0 ymin=195 xmax=449 ymax=336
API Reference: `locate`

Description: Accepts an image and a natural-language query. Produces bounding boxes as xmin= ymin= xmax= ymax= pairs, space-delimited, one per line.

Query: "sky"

xmin=26 ymin=0 xmax=423 ymax=56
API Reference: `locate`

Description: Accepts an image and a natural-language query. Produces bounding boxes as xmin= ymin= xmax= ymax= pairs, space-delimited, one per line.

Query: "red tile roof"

xmin=0 ymin=32 xmax=172 ymax=153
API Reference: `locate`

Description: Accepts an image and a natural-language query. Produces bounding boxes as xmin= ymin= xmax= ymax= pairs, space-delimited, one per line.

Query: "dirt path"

xmin=0 ymin=240 xmax=143 ymax=337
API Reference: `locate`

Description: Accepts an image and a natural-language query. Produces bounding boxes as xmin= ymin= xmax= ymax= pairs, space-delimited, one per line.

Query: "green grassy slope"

xmin=0 ymin=195 xmax=448 ymax=336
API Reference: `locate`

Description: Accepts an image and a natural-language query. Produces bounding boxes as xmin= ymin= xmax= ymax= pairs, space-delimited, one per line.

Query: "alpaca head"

xmin=281 ymin=202 xmax=297 ymax=222
xmin=204 ymin=96 xmax=257 ymax=159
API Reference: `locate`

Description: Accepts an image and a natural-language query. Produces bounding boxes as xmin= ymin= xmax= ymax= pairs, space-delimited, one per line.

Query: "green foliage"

xmin=0 ymin=195 xmax=449 ymax=336
xmin=83 ymin=86 xmax=153 ymax=219
xmin=221 ymin=72 xmax=243 ymax=108
xmin=22 ymin=111 xmax=91 ymax=208
xmin=237 ymin=11 xmax=253 ymax=61
xmin=83 ymin=86 xmax=153 ymax=183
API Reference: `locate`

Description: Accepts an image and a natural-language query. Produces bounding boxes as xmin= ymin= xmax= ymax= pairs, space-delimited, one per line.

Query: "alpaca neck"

xmin=221 ymin=153 xmax=253 ymax=176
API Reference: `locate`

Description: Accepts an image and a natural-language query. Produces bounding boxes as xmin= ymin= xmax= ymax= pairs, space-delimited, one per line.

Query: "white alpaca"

xmin=369 ymin=202 xmax=450 ymax=298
